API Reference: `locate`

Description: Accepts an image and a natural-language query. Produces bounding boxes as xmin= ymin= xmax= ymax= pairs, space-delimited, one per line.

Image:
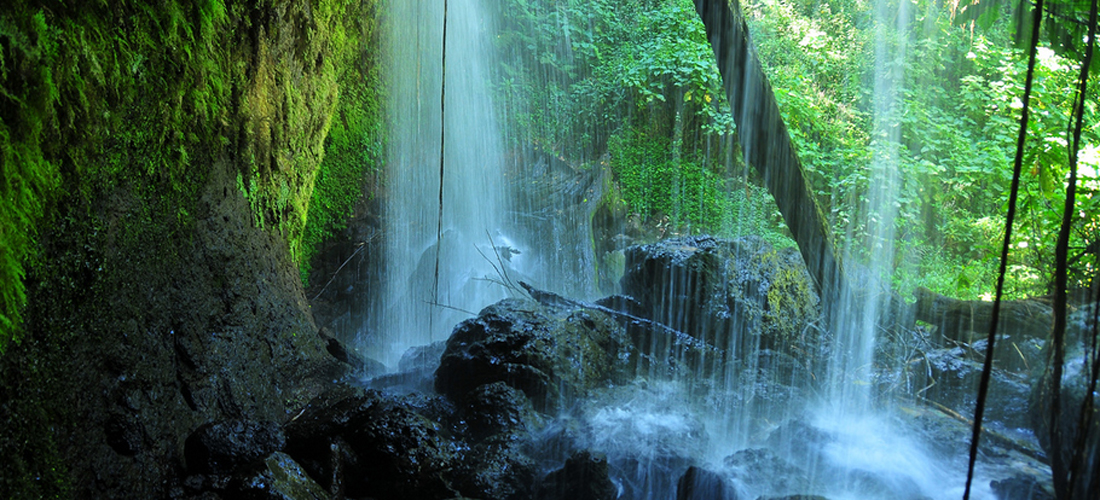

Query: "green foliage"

xmin=299 ymin=2 xmax=386 ymax=283
xmin=0 ymin=0 xmax=235 ymax=351
xmin=0 ymin=12 xmax=61 ymax=344
xmin=0 ymin=0 xmax=387 ymax=345
xmin=497 ymin=0 xmax=735 ymax=158
xmin=608 ymin=127 xmax=794 ymax=246
xmin=745 ymin=0 xmax=1099 ymax=299
xmin=496 ymin=0 xmax=794 ymax=244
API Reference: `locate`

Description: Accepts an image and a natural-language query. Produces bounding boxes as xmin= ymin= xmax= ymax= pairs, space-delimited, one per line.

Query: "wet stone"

xmin=184 ymin=419 xmax=285 ymax=475
xmin=990 ymin=474 xmax=1056 ymax=500
xmin=231 ymin=452 xmax=330 ymax=500
xmin=536 ymin=450 xmax=617 ymax=500
xmin=434 ymin=298 xmax=629 ymax=411
xmin=283 ymin=385 xmax=458 ymax=499
xmin=463 ymin=381 xmax=536 ymax=441
xmin=676 ymin=466 xmax=738 ymax=500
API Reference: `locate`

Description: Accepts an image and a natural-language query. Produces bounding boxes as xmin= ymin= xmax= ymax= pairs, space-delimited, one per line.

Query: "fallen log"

xmin=913 ymin=287 xmax=1052 ymax=343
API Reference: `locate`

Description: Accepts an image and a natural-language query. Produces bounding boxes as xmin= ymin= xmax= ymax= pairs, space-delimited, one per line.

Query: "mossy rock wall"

xmin=0 ymin=1 xmax=381 ymax=497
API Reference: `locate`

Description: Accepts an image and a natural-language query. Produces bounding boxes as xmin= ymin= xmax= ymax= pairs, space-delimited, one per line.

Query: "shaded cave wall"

xmin=0 ymin=1 xmax=383 ymax=497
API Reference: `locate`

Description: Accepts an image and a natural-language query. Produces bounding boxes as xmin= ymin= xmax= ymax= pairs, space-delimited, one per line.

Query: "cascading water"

xmin=365 ymin=0 xmax=1053 ymax=498
xmin=376 ymin=0 xmax=513 ymax=365
xmin=826 ymin=0 xmax=908 ymax=414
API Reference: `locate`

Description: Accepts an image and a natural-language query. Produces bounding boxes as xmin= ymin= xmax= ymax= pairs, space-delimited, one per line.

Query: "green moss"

xmin=607 ymin=126 xmax=791 ymax=243
xmin=762 ymin=250 xmax=818 ymax=341
xmin=0 ymin=0 xmax=239 ymax=351
xmin=0 ymin=1 xmax=384 ymax=495
xmin=1 ymin=0 xmax=389 ymax=347
xmin=298 ymin=0 xmax=385 ymax=282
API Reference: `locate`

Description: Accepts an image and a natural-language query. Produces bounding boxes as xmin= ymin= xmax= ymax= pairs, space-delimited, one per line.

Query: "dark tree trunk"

xmin=692 ymin=0 xmax=845 ymax=318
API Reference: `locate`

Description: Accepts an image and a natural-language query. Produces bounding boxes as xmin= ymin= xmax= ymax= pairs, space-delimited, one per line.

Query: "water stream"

xmin=369 ymin=0 xmax=1048 ymax=498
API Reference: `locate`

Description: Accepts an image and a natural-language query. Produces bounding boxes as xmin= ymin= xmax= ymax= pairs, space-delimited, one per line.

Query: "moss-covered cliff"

xmin=0 ymin=1 xmax=382 ymax=497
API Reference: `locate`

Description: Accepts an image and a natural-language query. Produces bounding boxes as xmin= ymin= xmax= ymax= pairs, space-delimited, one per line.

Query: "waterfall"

xmin=826 ymin=0 xmax=910 ymax=415
xmin=361 ymin=1 xmax=1043 ymax=498
xmin=376 ymin=0 xmax=510 ymax=365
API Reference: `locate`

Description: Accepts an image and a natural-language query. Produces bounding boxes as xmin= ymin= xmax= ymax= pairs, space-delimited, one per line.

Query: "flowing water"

xmin=371 ymin=0 xmax=1046 ymax=498
xmin=375 ymin=0 xmax=600 ymax=366
xmin=376 ymin=0 xmax=512 ymax=365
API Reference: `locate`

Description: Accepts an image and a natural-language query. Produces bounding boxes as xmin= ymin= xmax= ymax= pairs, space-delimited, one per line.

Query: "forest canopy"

xmin=494 ymin=0 xmax=1098 ymax=301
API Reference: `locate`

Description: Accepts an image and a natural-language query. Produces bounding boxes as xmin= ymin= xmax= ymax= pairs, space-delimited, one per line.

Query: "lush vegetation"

xmin=298 ymin=2 xmax=386 ymax=283
xmin=744 ymin=0 xmax=1098 ymax=298
xmin=496 ymin=0 xmax=794 ymax=247
xmin=1 ymin=1 xmax=382 ymax=496
xmin=496 ymin=0 xmax=1097 ymax=300
xmin=0 ymin=1 xmax=235 ymax=352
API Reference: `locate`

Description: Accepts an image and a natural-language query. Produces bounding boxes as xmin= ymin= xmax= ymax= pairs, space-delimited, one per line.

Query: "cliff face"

xmin=0 ymin=1 xmax=379 ymax=497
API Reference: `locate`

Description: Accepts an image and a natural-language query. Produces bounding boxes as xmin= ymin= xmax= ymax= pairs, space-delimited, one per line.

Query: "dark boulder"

xmin=764 ymin=418 xmax=835 ymax=460
xmin=537 ymin=450 xmax=617 ymax=500
xmin=991 ymin=474 xmax=1055 ymax=500
xmin=284 ymin=385 xmax=459 ymax=499
xmin=365 ymin=341 xmax=448 ymax=392
xmin=910 ymin=347 xmax=1032 ymax=430
xmin=435 ymin=298 xmax=631 ymax=411
xmin=446 ymin=383 xmax=541 ymax=499
xmin=676 ymin=466 xmax=738 ymax=500
xmin=1028 ymin=303 xmax=1100 ymax=499
xmin=724 ymin=447 xmax=809 ymax=496
xmin=463 ymin=381 xmax=537 ymax=441
xmin=758 ymin=496 xmax=830 ymax=500
xmin=450 ymin=433 xmax=538 ymax=500
xmin=231 ymin=452 xmax=331 ymax=500
xmin=184 ymin=420 xmax=285 ymax=475
xmin=620 ymin=236 xmax=821 ymax=376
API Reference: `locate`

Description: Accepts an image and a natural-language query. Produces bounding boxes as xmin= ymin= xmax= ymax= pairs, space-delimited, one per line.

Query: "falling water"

xmin=825 ymin=0 xmax=909 ymax=414
xmin=377 ymin=0 xmax=511 ymax=365
xmin=367 ymin=0 xmax=1044 ymax=498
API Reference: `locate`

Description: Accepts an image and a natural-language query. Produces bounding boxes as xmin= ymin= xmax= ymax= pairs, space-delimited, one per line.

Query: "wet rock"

xmin=231 ymin=452 xmax=330 ymax=500
xmin=758 ymin=496 xmax=830 ymax=500
xmin=764 ymin=418 xmax=834 ymax=459
xmin=1028 ymin=303 xmax=1100 ymax=499
xmin=317 ymin=327 xmax=381 ymax=375
xmin=180 ymin=493 xmax=224 ymax=500
xmin=185 ymin=420 xmax=285 ymax=474
xmin=450 ymin=433 xmax=538 ymax=500
xmin=991 ymin=474 xmax=1055 ymax=500
xmin=181 ymin=473 xmax=233 ymax=495
xmin=400 ymin=340 xmax=448 ymax=372
xmin=365 ymin=341 xmax=449 ymax=392
xmin=284 ymin=385 xmax=458 ymax=498
xmin=911 ymin=347 xmax=1032 ymax=430
xmin=537 ymin=450 xmax=617 ymax=500
xmin=553 ymin=383 xmax=706 ymax=498
xmin=724 ymin=448 xmax=809 ymax=496
xmin=760 ymin=419 xmax=929 ymax=500
xmin=105 ymin=411 xmax=147 ymax=456
xmin=620 ymin=236 xmax=822 ymax=377
xmin=463 ymin=382 xmax=537 ymax=441
xmin=435 ymin=298 xmax=630 ymax=411
xmin=676 ymin=466 xmax=737 ymax=500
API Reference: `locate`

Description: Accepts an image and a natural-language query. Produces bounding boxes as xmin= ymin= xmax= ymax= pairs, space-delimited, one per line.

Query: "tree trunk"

xmin=692 ymin=0 xmax=845 ymax=318
xmin=913 ymin=287 xmax=1053 ymax=344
